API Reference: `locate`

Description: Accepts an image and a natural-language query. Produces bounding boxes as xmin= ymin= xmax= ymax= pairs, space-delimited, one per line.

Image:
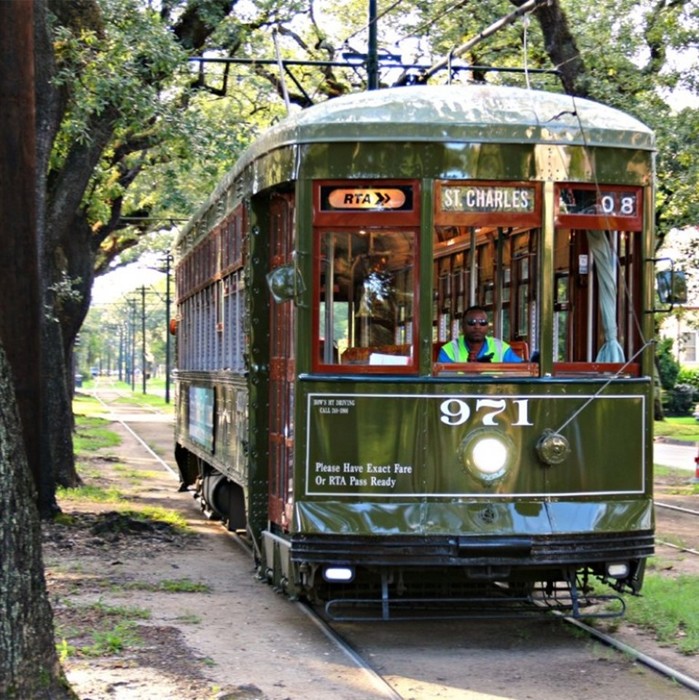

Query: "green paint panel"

xmin=303 ymin=387 xmax=647 ymax=499
xmin=293 ymin=498 xmax=653 ymax=537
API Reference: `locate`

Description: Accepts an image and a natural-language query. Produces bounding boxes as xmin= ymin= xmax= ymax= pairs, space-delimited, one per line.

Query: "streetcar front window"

xmin=316 ymin=228 xmax=417 ymax=369
xmin=432 ymin=223 xmax=539 ymax=367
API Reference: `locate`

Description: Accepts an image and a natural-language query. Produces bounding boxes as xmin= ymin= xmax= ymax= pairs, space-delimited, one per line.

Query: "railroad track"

xmin=655 ymin=501 xmax=699 ymax=557
xmin=560 ymin=615 xmax=699 ymax=694
xmin=657 ymin=502 xmax=699 ymax=519
xmin=98 ymin=389 xmax=699 ymax=698
xmin=293 ymin=592 xmax=699 ymax=698
xmin=87 ymin=378 xmax=167 ymax=414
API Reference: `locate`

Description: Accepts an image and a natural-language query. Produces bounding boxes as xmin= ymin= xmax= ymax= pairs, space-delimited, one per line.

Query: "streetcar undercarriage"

xmin=261 ymin=529 xmax=649 ymax=621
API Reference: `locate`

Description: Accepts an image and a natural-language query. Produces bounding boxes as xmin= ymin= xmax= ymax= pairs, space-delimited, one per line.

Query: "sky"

xmin=91 ymin=256 xmax=167 ymax=306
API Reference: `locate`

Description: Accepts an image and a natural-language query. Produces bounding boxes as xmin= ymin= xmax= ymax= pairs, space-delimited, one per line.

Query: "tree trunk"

xmin=44 ymin=215 xmax=96 ymax=489
xmin=529 ymin=0 xmax=589 ymax=97
xmin=0 ymin=2 xmax=73 ymax=689
xmin=0 ymin=345 xmax=75 ymax=698
xmin=0 ymin=0 xmax=46 ymax=511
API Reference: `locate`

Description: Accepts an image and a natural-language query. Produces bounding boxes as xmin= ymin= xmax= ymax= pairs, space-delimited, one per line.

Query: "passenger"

xmin=438 ymin=305 xmax=523 ymax=363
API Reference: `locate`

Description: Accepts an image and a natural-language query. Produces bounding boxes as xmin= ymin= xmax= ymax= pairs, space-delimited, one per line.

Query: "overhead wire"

xmin=340 ymin=0 xmax=404 ymax=44
xmin=392 ymin=0 xmax=472 ymax=45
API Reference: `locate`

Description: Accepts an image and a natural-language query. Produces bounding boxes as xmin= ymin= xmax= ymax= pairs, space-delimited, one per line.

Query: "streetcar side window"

xmin=316 ymin=228 xmax=417 ymax=369
xmin=553 ymin=183 xmax=645 ymax=371
xmin=553 ymin=227 xmax=643 ymax=367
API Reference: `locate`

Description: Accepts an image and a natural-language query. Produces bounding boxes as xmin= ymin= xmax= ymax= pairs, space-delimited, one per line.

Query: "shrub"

xmin=677 ymin=368 xmax=699 ymax=399
xmin=664 ymin=384 xmax=696 ymax=416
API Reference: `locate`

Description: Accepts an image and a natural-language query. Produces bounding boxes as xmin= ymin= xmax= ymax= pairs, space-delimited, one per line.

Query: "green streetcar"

xmin=173 ymin=83 xmax=662 ymax=619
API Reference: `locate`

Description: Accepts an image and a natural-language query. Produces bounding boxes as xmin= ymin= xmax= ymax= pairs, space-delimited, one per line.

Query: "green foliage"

xmin=46 ymin=0 xmax=699 ymax=273
xmin=665 ymin=384 xmax=696 ymax=416
xmin=52 ymin=0 xmax=186 ymax=163
xmin=678 ymin=367 xmax=699 ymax=392
xmin=81 ymin=622 xmax=142 ymax=656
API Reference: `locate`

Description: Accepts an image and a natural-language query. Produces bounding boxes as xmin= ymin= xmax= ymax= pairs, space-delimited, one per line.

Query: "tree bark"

xmin=529 ymin=0 xmax=589 ymax=97
xmin=0 ymin=0 xmax=57 ymax=518
xmin=0 ymin=345 xmax=75 ymax=698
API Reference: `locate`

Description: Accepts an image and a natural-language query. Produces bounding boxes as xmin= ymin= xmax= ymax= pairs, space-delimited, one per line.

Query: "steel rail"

xmin=296 ymin=602 xmax=404 ymax=700
xmin=89 ymin=386 xmax=179 ymax=480
xmin=90 ymin=384 xmax=699 ymax=695
xmin=656 ymin=501 xmax=699 ymax=518
xmin=655 ymin=539 xmax=699 ymax=557
xmin=562 ymin=616 xmax=699 ymax=694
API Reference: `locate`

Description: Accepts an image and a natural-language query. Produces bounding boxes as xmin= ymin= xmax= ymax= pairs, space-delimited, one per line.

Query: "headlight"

xmin=459 ymin=429 xmax=515 ymax=483
xmin=323 ymin=566 xmax=355 ymax=582
xmin=606 ymin=562 xmax=630 ymax=578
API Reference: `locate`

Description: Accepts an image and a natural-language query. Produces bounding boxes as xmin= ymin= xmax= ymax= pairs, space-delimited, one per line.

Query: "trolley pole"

xmin=367 ymin=0 xmax=379 ymax=90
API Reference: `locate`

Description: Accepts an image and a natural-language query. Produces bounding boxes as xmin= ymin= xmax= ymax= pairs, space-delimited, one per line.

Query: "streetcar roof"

xmin=176 ymin=84 xmax=654 ymax=248
xmin=249 ymin=84 xmax=653 ymax=154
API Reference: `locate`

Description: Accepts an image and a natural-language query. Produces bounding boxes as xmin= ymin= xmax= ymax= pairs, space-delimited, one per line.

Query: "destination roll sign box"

xmin=441 ymin=185 xmax=536 ymax=213
xmin=320 ymin=185 xmax=414 ymax=211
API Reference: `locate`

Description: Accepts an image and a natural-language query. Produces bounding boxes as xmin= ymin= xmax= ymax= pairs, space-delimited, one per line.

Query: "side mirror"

xmin=656 ymin=268 xmax=687 ymax=306
xmin=266 ymin=263 xmax=305 ymax=304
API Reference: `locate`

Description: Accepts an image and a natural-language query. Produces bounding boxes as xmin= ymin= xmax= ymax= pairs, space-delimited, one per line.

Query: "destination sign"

xmin=320 ymin=185 xmax=413 ymax=211
xmin=441 ymin=185 xmax=536 ymax=213
xmin=558 ymin=187 xmax=639 ymax=218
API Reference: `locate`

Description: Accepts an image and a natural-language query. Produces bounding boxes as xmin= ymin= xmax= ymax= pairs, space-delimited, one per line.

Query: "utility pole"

xmin=141 ymin=286 xmax=147 ymax=394
xmin=127 ymin=299 xmax=136 ymax=391
xmin=118 ymin=325 xmax=124 ymax=381
xmin=165 ymin=253 xmax=172 ymax=404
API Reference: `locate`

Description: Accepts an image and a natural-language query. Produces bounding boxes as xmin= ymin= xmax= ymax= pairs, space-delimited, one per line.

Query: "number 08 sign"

xmin=557 ymin=186 xmax=642 ymax=229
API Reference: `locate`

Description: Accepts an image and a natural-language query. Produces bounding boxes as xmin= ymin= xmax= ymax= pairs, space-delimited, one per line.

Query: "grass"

xmin=57 ymin=484 xmax=124 ymax=503
xmin=64 ymin=396 xmax=190 ymax=532
xmin=624 ymin=572 xmax=699 ymax=654
xmin=654 ymin=415 xmax=699 ymax=442
xmin=174 ymin=613 xmax=202 ymax=624
xmin=73 ymin=415 xmax=121 ymax=452
xmin=73 ymin=392 xmax=107 ymax=415
xmin=114 ymin=391 xmax=174 ymax=411
xmin=79 ymin=377 xmax=174 ymax=413
xmin=113 ymin=464 xmax=163 ymax=481
xmin=56 ymin=601 xmax=151 ymax=661
xmin=653 ymin=464 xmax=699 ymax=495
xmin=128 ymin=505 xmax=190 ymax=533
xmin=124 ymin=577 xmax=210 ymax=593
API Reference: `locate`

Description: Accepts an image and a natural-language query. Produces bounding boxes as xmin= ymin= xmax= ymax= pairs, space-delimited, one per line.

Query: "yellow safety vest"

xmin=442 ymin=336 xmax=506 ymax=362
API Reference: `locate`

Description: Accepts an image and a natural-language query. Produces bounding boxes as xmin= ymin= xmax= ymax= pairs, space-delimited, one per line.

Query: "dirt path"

xmin=43 ymin=395 xmax=699 ymax=699
xmin=44 ymin=405 xmax=384 ymax=700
